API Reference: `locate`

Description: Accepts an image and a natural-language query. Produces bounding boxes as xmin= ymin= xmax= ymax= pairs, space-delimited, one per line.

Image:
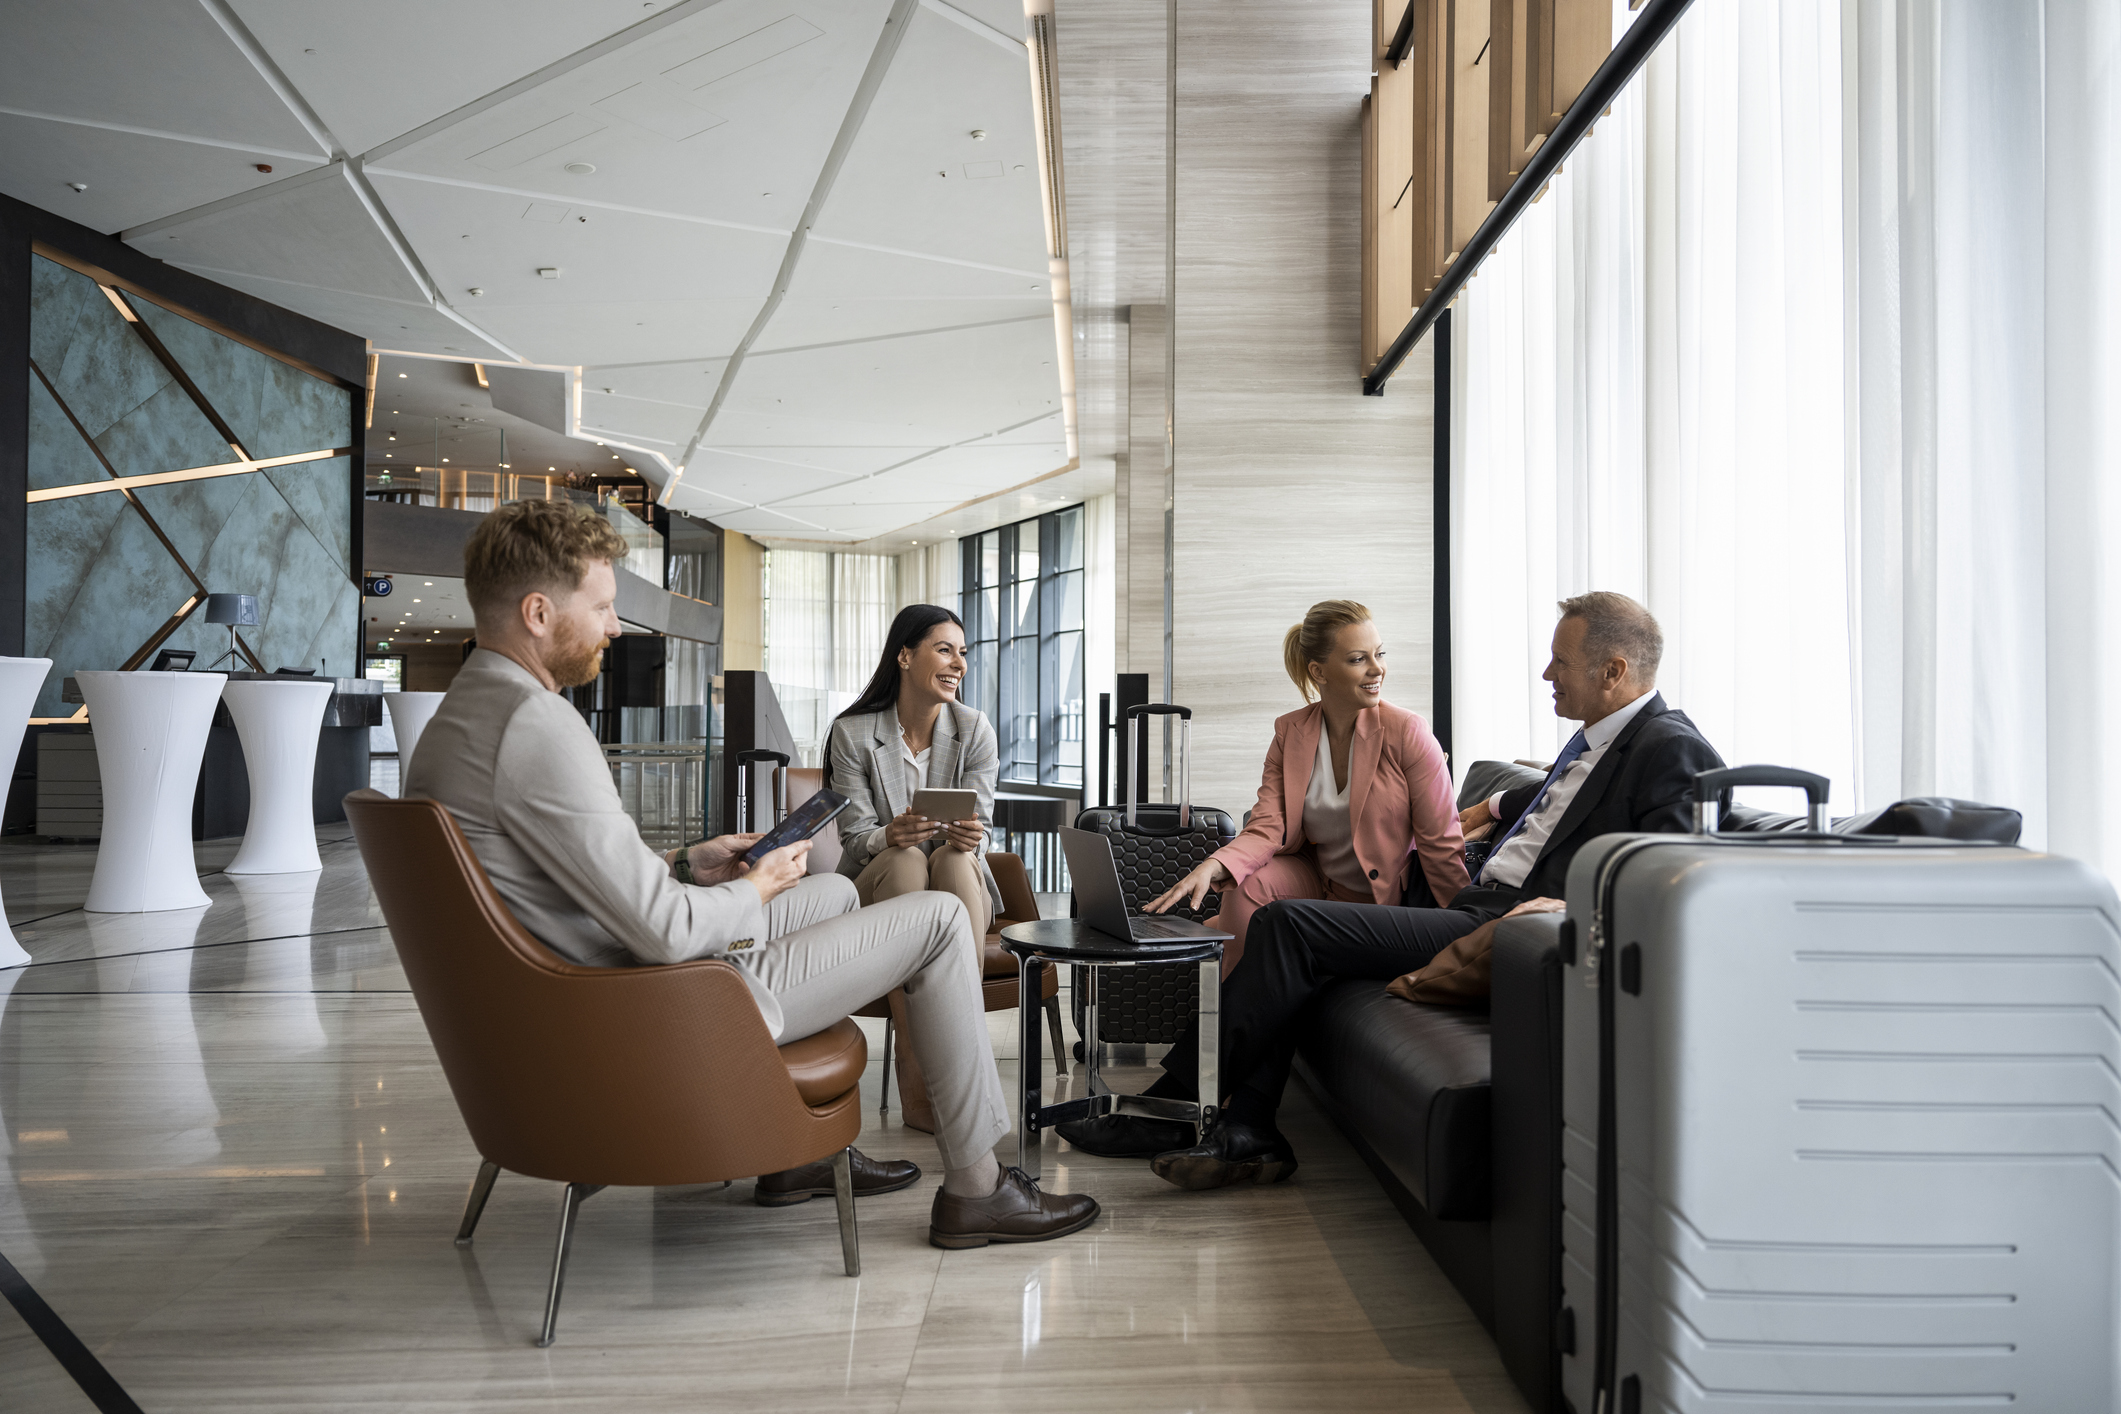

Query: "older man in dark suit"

xmin=1061 ymin=591 xmax=1725 ymax=1189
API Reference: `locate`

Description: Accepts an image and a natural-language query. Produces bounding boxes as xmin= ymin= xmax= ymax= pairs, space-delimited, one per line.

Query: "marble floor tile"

xmin=0 ymin=829 xmax=1528 ymax=1413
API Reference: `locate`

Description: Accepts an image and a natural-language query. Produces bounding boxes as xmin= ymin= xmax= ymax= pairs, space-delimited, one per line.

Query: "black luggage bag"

xmin=1071 ymin=704 xmax=1237 ymax=1046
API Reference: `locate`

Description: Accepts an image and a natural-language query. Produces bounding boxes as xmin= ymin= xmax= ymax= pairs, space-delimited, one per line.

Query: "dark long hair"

xmin=837 ymin=604 xmax=967 ymax=719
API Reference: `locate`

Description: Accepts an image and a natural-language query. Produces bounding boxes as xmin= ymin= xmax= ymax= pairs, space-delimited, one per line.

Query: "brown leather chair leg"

xmin=538 ymin=1182 xmax=604 ymax=1348
xmin=456 ymin=1160 xmax=501 ymax=1246
xmin=833 ymin=1148 xmax=860 ymax=1276
xmin=884 ymin=988 xmax=937 ymax=1134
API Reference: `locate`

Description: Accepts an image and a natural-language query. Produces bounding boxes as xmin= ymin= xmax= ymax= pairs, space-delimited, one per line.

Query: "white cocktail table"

xmin=78 ymin=669 xmax=227 ymax=913
xmin=223 ymin=678 xmax=334 ymax=875
xmin=0 ymin=656 xmax=54 ymax=965
xmin=383 ymin=691 xmax=447 ymax=790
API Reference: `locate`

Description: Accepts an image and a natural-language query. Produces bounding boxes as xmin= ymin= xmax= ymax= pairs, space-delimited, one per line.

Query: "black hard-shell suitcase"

xmin=1071 ymin=704 xmax=1237 ymax=1045
xmin=1559 ymin=766 xmax=2119 ymax=1414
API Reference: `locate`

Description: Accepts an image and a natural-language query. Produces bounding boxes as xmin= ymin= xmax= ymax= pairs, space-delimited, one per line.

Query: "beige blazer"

xmin=826 ymin=700 xmax=1003 ymax=915
xmin=406 ymin=650 xmax=782 ymax=1023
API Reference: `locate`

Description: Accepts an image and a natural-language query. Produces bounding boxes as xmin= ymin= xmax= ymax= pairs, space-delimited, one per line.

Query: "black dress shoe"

xmin=755 ymin=1147 xmax=921 ymax=1206
xmin=1055 ymin=1112 xmax=1197 ymax=1159
xmin=1149 ymin=1118 xmax=1299 ymax=1191
xmin=929 ymin=1167 xmax=1100 ymax=1249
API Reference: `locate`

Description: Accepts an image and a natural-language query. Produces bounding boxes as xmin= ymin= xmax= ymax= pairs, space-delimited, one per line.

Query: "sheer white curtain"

xmin=1453 ymin=0 xmax=1851 ymax=808
xmin=894 ymin=540 xmax=960 ymax=616
xmin=1851 ymin=0 xmax=2121 ymax=867
xmin=833 ymin=553 xmax=897 ymax=694
xmin=1453 ymin=0 xmax=2120 ymax=875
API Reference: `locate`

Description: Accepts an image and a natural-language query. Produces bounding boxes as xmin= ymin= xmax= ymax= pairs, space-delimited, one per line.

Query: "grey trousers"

xmin=735 ymin=875 xmax=1011 ymax=1170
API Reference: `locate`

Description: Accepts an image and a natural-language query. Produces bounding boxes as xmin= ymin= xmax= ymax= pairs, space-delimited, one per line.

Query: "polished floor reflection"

xmin=0 ymin=828 xmax=1526 ymax=1413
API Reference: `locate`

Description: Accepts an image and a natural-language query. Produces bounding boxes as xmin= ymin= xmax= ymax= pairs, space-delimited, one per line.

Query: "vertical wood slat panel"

xmin=1486 ymin=0 xmax=1528 ymax=199
xmin=1362 ymin=91 xmax=1378 ymax=370
xmin=1371 ymin=0 xmax=1416 ymax=368
xmin=1446 ymin=0 xmax=1493 ymax=264
xmin=1411 ymin=0 xmax=1453 ymax=295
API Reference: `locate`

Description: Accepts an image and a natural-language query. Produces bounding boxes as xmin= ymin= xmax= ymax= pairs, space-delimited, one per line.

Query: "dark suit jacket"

xmin=1449 ymin=691 xmax=1724 ymax=921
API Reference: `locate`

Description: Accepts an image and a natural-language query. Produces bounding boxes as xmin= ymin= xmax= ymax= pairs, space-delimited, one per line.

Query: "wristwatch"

xmin=672 ymin=840 xmax=707 ymax=885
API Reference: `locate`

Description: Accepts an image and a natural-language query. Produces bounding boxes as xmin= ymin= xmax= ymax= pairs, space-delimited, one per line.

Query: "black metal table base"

xmin=1001 ymin=920 xmax=1229 ymax=1181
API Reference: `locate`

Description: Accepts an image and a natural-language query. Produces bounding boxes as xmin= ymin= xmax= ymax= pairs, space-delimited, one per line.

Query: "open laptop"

xmin=1060 ymin=827 xmax=1228 ymax=943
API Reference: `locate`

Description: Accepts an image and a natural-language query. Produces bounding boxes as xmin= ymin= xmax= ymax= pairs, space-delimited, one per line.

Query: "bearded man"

xmin=405 ymin=499 xmax=1097 ymax=1249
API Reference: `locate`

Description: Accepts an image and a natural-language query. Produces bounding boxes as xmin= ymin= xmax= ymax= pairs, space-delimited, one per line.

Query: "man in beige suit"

xmin=406 ymin=500 xmax=1096 ymax=1249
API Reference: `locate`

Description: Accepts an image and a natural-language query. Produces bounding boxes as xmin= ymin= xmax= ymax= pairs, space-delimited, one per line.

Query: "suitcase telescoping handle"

xmin=1124 ymin=704 xmax=1192 ymax=834
xmin=1692 ymin=765 xmax=1829 ymax=834
xmin=735 ymin=748 xmax=791 ymax=832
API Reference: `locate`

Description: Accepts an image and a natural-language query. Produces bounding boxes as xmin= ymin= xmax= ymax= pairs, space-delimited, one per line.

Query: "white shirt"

xmin=1481 ymin=691 xmax=1656 ymax=890
xmin=900 ymin=733 xmax=930 ymax=800
xmin=1303 ymin=729 xmax=1370 ymax=893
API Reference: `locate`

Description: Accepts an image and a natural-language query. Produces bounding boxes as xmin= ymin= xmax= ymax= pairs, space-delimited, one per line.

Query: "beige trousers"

xmin=733 ymin=874 xmax=1010 ymax=1170
xmin=853 ymin=846 xmax=992 ymax=1132
xmin=853 ymin=844 xmax=993 ymax=936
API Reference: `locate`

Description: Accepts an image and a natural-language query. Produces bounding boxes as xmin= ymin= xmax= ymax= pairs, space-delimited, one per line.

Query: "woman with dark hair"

xmin=828 ymin=605 xmax=1001 ymax=1133
xmin=828 ymin=605 xmax=999 ymax=932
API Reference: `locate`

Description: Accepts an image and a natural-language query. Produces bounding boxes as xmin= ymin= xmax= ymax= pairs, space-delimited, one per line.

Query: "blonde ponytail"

xmin=1283 ymin=599 xmax=1372 ymax=701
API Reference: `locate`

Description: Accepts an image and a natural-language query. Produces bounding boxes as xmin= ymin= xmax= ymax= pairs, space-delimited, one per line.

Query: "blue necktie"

xmin=1476 ymin=729 xmax=1590 ymax=885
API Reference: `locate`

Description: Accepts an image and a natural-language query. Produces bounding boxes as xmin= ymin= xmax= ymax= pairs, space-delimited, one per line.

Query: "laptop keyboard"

xmin=1127 ymin=912 xmax=1201 ymax=939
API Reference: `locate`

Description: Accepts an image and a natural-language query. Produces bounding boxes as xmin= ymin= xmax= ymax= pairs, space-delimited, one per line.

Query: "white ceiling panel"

xmin=367 ymin=172 xmax=788 ymax=308
xmin=128 ymin=169 xmax=431 ymax=304
xmin=229 ymin=0 xmax=675 ymax=156
xmin=692 ymin=443 xmax=908 ymax=475
xmin=793 ymin=237 xmax=1049 ymax=301
xmin=933 ymin=0 xmax=1027 ymax=39
xmin=709 ymin=505 xmax=840 ymax=536
xmin=0 ymin=116 xmax=324 ymax=236
xmin=467 ymin=298 xmax=762 ymax=367
xmin=679 ymin=449 xmax=861 ymax=505
xmin=752 ymin=300 xmax=1047 ymax=354
xmin=808 ymin=6 xmax=1049 ymax=270
xmin=733 ymin=316 xmax=1061 ymax=442
xmin=579 ymin=393 xmax=711 ymax=448
xmin=582 ymin=359 xmax=726 ymax=407
xmin=0 ymin=0 xmax=320 ymax=156
xmin=375 ymin=0 xmax=890 ymax=230
xmin=164 ymin=265 xmax=485 ymax=357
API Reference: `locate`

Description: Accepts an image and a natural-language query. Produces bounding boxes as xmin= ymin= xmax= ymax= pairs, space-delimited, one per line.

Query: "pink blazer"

xmin=1212 ymin=700 xmax=1468 ymax=909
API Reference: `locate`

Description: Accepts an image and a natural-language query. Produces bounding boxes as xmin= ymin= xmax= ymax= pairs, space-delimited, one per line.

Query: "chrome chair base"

xmin=449 ymin=1149 xmax=862 ymax=1348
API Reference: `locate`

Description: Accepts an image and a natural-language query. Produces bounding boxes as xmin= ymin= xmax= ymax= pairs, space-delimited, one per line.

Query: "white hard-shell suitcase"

xmin=1557 ymin=766 xmax=2121 ymax=1414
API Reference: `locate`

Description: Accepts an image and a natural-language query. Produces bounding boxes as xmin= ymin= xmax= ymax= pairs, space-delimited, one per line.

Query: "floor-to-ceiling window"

xmin=962 ymin=505 xmax=1085 ymax=788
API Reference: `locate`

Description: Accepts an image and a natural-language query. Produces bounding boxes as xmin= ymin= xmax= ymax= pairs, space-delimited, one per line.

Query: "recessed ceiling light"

xmin=424 ymin=582 xmax=434 ymax=586
xmin=397 ymin=373 xmax=407 ymax=378
xmin=66 ymin=182 xmax=87 ymax=193
xmin=468 ymin=287 xmax=484 ymax=296
xmin=538 ymin=267 xmax=561 ymax=278
xmin=971 ymin=130 xmax=987 ymax=140
xmin=565 ymin=162 xmax=596 ymax=175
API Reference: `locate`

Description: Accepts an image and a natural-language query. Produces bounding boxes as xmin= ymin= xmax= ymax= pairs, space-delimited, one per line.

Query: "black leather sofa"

xmin=1289 ymin=763 xmax=2021 ymax=1412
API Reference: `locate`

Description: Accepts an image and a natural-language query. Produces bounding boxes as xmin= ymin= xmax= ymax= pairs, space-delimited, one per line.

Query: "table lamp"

xmin=203 ymin=592 xmax=259 ymax=671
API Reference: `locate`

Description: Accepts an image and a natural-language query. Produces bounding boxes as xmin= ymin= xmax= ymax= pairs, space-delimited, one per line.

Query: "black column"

xmin=0 ymin=208 xmax=27 ymax=658
xmin=1431 ymin=309 xmax=1452 ymax=764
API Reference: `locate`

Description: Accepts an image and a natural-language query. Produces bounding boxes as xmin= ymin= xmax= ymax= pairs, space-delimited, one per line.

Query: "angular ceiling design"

xmin=0 ymin=0 xmax=1091 ymax=547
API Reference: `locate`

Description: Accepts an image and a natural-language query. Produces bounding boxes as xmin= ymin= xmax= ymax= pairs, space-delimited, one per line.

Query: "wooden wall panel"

xmin=1547 ymin=0 xmax=1612 ymax=131
xmin=1446 ymin=0 xmax=1492 ymax=263
xmin=1373 ymin=50 xmax=1417 ymax=350
xmin=1411 ymin=0 xmax=1453 ymax=295
xmin=1361 ymin=91 xmax=1377 ymax=369
xmin=1487 ymin=0 xmax=1530 ymax=199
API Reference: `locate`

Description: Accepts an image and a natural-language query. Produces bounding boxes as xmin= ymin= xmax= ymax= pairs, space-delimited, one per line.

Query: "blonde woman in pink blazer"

xmin=1146 ymin=600 xmax=1468 ymax=971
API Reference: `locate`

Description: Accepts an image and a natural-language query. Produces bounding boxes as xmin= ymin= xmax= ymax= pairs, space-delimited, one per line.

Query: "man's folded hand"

xmin=682 ymin=833 xmax=764 ymax=886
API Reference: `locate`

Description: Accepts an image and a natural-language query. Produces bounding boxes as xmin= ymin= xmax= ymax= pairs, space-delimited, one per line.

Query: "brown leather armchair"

xmin=344 ymin=790 xmax=866 ymax=1348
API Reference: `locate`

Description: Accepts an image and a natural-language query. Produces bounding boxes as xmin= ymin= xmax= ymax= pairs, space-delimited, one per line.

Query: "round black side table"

xmin=999 ymin=918 xmax=1230 ymax=1179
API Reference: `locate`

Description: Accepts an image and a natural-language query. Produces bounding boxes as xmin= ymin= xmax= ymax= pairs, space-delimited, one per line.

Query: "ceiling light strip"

xmin=666 ymin=0 xmax=925 ymax=507
xmin=365 ymin=354 xmax=378 ymax=430
xmin=1025 ymin=7 xmax=1078 ymax=463
xmin=26 ymin=448 xmax=354 ymax=504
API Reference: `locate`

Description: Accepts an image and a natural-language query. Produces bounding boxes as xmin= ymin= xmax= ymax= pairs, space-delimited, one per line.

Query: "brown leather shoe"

xmin=755 ymin=1147 xmax=921 ymax=1207
xmin=928 ymin=1166 xmax=1100 ymax=1249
